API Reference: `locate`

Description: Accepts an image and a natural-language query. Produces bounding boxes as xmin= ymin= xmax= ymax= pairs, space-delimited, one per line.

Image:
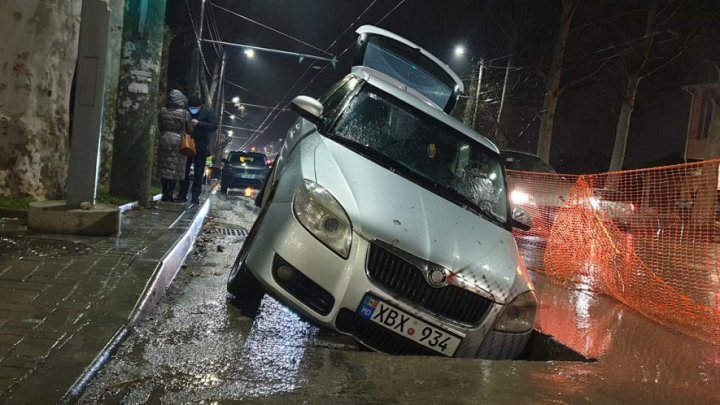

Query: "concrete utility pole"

xmin=66 ymin=0 xmax=111 ymax=207
xmin=472 ymin=60 xmax=484 ymax=130
xmin=214 ymin=52 xmax=227 ymax=166
xmin=109 ymin=0 xmax=168 ymax=204
xmin=29 ymin=0 xmax=122 ymax=236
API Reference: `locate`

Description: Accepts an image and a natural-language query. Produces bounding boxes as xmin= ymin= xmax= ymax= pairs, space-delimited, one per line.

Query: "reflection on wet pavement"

xmin=78 ymin=195 xmax=720 ymax=403
xmin=239 ymin=297 xmax=318 ymax=396
xmin=0 ymin=236 xmax=91 ymax=258
xmin=522 ymin=233 xmax=720 ymax=403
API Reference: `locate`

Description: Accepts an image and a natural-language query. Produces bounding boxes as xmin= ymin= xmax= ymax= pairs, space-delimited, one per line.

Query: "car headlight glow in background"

xmin=293 ymin=180 xmax=353 ymax=258
xmin=510 ymin=189 xmax=532 ymax=206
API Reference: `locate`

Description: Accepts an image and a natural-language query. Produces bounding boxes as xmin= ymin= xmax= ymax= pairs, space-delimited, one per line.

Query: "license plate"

xmin=357 ymin=295 xmax=462 ymax=356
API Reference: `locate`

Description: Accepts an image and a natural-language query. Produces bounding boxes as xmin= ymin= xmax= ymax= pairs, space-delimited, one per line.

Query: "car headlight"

xmin=293 ymin=179 xmax=353 ymax=258
xmin=494 ymin=290 xmax=537 ymax=333
xmin=510 ymin=189 xmax=532 ymax=206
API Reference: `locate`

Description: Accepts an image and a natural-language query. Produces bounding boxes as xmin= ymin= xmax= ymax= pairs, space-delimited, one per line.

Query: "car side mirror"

xmin=290 ymin=96 xmax=323 ymax=126
xmin=511 ymin=207 xmax=532 ymax=231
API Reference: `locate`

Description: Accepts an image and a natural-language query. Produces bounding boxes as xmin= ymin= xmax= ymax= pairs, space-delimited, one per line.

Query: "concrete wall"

xmin=0 ymin=0 xmax=82 ymax=199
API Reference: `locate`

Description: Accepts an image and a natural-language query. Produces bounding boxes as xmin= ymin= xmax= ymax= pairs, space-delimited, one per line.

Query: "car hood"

xmin=313 ymin=138 xmax=524 ymax=303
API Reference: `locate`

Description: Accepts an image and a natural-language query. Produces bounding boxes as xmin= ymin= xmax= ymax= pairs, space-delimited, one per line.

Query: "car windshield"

xmin=330 ymin=86 xmax=507 ymax=223
xmin=502 ymin=151 xmax=556 ymax=173
xmin=227 ymin=152 xmax=267 ymax=167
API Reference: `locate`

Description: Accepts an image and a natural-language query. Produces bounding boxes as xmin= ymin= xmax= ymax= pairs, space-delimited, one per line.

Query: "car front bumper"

xmin=244 ymin=201 xmax=531 ymax=359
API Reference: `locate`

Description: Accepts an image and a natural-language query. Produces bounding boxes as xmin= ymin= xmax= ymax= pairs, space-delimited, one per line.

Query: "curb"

xmin=62 ymin=193 xmax=212 ymax=402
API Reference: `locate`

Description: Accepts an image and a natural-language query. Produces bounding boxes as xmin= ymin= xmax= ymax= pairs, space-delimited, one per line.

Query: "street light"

xmin=231 ymin=96 xmax=240 ymax=104
xmin=453 ymin=46 xmax=465 ymax=57
xmin=229 ymin=114 xmax=236 ymax=120
xmin=244 ymin=49 xmax=255 ymax=58
xmin=227 ymin=130 xmax=234 ymax=136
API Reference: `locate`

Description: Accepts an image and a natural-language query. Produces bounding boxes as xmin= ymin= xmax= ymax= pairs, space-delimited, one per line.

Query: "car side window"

xmin=319 ymin=76 xmax=360 ymax=126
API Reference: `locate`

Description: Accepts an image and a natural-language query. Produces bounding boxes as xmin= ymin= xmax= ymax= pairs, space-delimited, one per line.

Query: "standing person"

xmin=157 ymin=89 xmax=191 ymax=202
xmin=177 ymin=95 xmax=217 ymax=204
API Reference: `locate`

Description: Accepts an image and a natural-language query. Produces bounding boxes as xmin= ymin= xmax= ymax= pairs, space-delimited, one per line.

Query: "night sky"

xmin=167 ymin=0 xmax=719 ymax=174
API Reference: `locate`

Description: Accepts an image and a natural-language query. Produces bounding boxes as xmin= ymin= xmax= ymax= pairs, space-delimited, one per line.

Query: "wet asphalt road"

xmin=76 ymin=193 xmax=719 ymax=404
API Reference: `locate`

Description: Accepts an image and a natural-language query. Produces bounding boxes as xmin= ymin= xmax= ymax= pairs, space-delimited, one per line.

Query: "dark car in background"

xmin=221 ymin=151 xmax=270 ymax=194
xmin=502 ymin=150 xmax=639 ymax=230
xmin=501 ymin=150 xmax=557 ymax=174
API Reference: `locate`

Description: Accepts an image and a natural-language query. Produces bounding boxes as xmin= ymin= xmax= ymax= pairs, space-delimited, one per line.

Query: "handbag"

xmin=179 ymin=110 xmax=196 ymax=156
xmin=180 ymin=132 xmax=196 ymax=156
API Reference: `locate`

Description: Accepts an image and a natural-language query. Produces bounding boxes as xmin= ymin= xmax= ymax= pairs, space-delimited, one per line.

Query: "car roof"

xmin=351 ymin=69 xmax=500 ymax=154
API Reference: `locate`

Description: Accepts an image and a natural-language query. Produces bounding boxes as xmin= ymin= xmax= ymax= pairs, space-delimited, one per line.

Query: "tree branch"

xmin=561 ymin=56 xmax=614 ymax=92
xmin=640 ymin=35 xmax=695 ymax=79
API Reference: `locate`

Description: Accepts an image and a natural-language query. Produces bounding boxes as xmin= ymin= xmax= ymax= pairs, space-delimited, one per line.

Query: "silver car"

xmin=228 ymin=26 xmax=536 ymax=359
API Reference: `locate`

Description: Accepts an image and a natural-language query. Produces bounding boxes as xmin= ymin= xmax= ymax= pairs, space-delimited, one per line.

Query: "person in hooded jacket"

xmin=157 ymin=90 xmax=192 ymax=202
xmin=177 ymin=95 xmax=218 ymax=204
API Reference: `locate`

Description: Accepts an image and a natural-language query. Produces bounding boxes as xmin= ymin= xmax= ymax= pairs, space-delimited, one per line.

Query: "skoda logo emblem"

xmin=427 ymin=267 xmax=446 ymax=287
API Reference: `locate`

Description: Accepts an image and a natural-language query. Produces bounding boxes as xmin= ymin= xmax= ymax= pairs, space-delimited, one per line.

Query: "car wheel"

xmin=226 ymin=200 xmax=269 ymax=309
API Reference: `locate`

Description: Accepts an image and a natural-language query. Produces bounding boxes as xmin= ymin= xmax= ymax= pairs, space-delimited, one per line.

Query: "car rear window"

xmin=227 ymin=152 xmax=267 ymax=167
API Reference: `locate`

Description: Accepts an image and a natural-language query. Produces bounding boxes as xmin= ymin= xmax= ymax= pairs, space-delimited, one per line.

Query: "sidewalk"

xmin=0 ymin=190 xmax=212 ymax=403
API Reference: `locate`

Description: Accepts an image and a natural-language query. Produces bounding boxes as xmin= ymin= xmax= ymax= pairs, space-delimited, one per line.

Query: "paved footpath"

xmin=0 ymin=192 xmax=211 ymax=404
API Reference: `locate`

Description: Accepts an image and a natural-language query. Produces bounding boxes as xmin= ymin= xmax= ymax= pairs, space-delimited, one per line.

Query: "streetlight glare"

xmin=229 ymin=114 xmax=236 ymax=120
xmin=231 ymin=96 xmax=240 ymax=103
xmin=227 ymin=130 xmax=234 ymax=136
xmin=454 ymin=46 xmax=465 ymax=56
xmin=244 ymin=49 xmax=255 ymax=58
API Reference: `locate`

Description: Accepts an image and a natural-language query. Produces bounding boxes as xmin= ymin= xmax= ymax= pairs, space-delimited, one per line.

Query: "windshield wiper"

xmin=327 ymin=134 xmax=401 ymax=173
xmin=423 ymin=180 xmax=505 ymax=227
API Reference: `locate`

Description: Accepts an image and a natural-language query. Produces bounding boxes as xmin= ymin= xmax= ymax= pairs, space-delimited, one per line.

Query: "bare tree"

xmin=536 ymin=0 xmax=578 ymax=162
xmin=608 ymin=0 xmax=691 ymax=171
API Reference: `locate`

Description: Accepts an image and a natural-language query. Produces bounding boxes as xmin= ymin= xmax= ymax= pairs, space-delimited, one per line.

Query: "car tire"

xmin=226 ymin=199 xmax=269 ymax=309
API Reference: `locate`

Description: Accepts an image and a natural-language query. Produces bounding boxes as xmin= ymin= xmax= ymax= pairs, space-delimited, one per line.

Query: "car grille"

xmin=335 ymin=308 xmax=439 ymax=356
xmin=366 ymin=243 xmax=493 ymax=325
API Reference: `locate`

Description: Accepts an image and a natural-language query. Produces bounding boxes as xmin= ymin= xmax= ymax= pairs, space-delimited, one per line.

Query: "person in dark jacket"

xmin=157 ymin=90 xmax=192 ymax=202
xmin=177 ymin=95 xmax=217 ymax=204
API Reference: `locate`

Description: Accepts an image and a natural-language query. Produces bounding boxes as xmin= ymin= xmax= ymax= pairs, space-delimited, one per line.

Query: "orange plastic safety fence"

xmin=508 ymin=160 xmax=720 ymax=345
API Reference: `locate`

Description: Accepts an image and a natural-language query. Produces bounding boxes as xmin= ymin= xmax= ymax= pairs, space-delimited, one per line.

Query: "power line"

xmin=240 ymin=0 xmax=384 ymax=149
xmin=224 ymin=79 xmax=272 ymax=102
xmin=184 ymin=0 xmax=213 ymax=82
xmin=209 ymin=1 xmax=331 ymax=56
xmin=242 ymin=0 xmax=403 ymax=149
xmin=225 ymin=100 xmax=291 ymax=111
xmin=206 ymin=7 xmax=223 ymax=57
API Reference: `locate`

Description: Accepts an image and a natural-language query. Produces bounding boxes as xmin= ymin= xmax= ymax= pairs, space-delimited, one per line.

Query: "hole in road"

xmin=518 ymin=330 xmax=595 ymax=362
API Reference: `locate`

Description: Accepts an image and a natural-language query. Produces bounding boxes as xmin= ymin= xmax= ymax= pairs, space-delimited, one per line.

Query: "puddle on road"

xmin=0 ymin=236 xmax=91 ymax=259
xmin=229 ymin=296 xmax=591 ymax=363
